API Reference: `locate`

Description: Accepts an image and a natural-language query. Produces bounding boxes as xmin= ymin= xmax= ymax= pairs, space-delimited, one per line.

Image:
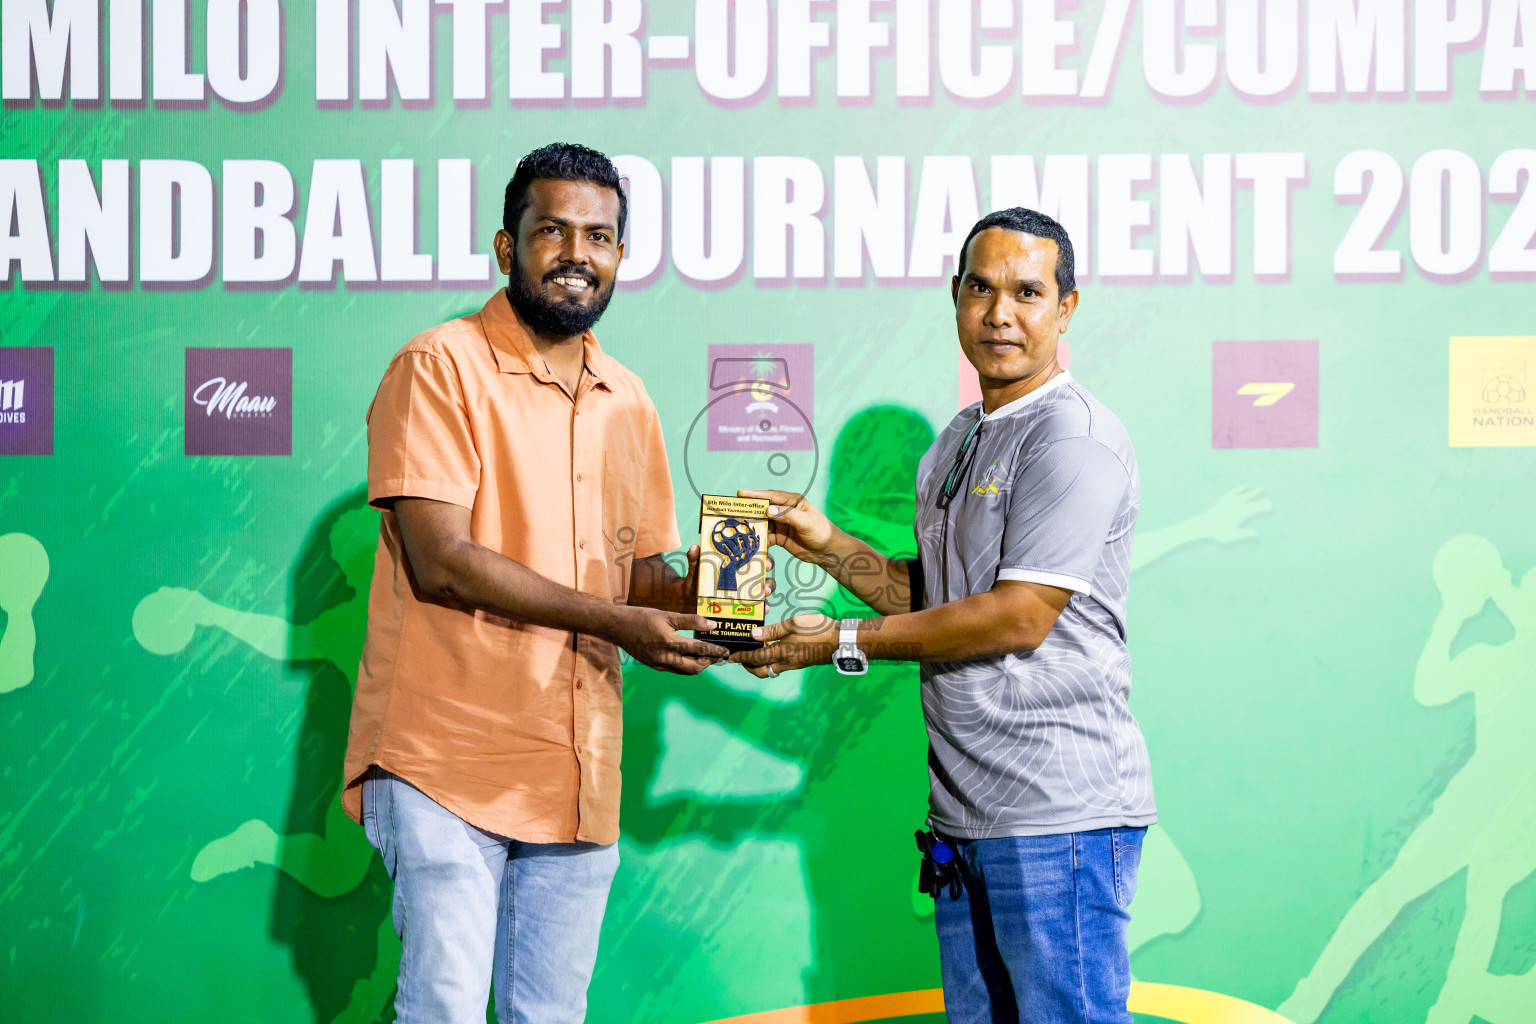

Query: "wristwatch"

xmin=833 ymin=618 xmax=869 ymax=675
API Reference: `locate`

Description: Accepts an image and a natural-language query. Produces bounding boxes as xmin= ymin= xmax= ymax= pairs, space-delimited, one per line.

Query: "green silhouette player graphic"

xmin=133 ymin=507 xmax=374 ymax=896
xmin=0 ymin=532 xmax=49 ymax=694
xmin=1124 ymin=484 xmax=1269 ymax=960
xmin=132 ymin=505 xmax=397 ymax=1024
xmin=1280 ymin=534 xmax=1536 ymax=1024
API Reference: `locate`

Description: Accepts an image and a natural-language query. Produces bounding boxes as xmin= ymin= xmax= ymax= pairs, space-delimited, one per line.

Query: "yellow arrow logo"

xmin=1237 ymin=382 xmax=1295 ymax=407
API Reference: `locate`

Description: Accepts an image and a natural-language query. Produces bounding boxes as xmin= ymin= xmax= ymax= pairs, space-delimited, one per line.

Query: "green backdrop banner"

xmin=2 ymin=1 xmax=1534 ymax=1022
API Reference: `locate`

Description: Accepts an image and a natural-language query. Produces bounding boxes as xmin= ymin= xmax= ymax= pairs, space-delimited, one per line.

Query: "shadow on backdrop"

xmin=269 ymin=486 xmax=397 ymax=1023
xmin=607 ymin=405 xmax=1277 ymax=1012
xmin=131 ymin=486 xmax=397 ymax=1023
xmin=123 ymin=403 xmax=1271 ymax=1021
xmin=614 ymin=406 xmax=939 ymax=1004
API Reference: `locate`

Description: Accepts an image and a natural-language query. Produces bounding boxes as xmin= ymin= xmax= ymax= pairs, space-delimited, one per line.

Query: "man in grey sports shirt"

xmin=734 ymin=208 xmax=1153 ymax=1024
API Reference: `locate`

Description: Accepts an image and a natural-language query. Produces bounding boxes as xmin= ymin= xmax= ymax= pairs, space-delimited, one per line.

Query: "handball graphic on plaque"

xmin=131 ymin=495 xmax=398 ymax=1024
xmin=0 ymin=532 xmax=49 ymax=693
xmin=1280 ymin=535 xmax=1536 ymax=1024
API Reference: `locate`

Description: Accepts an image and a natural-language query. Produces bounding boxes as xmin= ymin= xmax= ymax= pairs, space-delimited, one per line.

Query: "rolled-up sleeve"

xmin=996 ymin=437 xmax=1128 ymax=596
xmin=366 ymin=349 xmax=480 ymax=510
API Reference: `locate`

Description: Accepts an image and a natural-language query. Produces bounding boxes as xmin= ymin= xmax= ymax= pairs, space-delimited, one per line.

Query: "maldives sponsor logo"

xmin=184 ymin=348 xmax=292 ymax=456
xmin=0 ymin=380 xmax=24 ymax=420
xmin=0 ymin=348 xmax=53 ymax=456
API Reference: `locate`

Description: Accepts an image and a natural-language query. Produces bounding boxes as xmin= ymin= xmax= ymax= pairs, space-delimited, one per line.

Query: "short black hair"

xmin=955 ymin=207 xmax=1076 ymax=299
xmin=502 ymin=142 xmax=627 ymax=241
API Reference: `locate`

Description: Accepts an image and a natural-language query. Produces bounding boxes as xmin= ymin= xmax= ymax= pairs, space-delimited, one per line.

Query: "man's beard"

xmin=506 ymin=254 xmax=616 ymax=337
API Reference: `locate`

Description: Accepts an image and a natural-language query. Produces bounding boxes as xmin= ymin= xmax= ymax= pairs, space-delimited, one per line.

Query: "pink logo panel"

xmin=1212 ymin=340 xmax=1318 ymax=449
xmin=706 ymin=345 xmax=814 ymax=452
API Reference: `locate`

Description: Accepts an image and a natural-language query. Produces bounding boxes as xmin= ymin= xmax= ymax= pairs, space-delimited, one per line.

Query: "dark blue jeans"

xmin=934 ymin=827 xmax=1145 ymax=1024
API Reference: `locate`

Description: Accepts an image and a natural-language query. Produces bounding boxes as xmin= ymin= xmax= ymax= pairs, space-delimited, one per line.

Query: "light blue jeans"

xmin=934 ymin=827 xmax=1145 ymax=1024
xmin=361 ymin=768 xmax=619 ymax=1024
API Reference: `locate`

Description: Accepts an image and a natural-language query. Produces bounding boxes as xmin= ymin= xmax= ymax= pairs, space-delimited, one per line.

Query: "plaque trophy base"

xmin=693 ymin=494 xmax=770 ymax=653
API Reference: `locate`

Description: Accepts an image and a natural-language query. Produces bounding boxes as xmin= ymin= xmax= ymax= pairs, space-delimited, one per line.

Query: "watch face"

xmin=834 ymin=655 xmax=866 ymax=674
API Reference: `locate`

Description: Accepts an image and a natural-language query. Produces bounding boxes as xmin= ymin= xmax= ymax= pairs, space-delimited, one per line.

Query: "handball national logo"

xmin=0 ymin=347 xmax=53 ymax=456
xmin=184 ymin=348 xmax=292 ymax=456
xmin=1449 ymin=337 xmax=1536 ymax=447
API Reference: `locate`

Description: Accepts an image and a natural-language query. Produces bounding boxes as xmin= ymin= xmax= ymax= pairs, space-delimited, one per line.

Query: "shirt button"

xmin=576 ymin=472 xmax=584 ymax=482
xmin=576 ymin=678 xmax=584 ymax=690
xmin=579 ymin=539 xmax=587 ymax=549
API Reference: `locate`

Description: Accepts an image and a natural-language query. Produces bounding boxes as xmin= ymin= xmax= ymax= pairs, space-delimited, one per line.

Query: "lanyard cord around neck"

xmin=937 ymin=413 xmax=986 ymax=607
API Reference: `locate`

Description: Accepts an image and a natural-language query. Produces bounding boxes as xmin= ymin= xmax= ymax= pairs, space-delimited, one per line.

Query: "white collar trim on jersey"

xmin=981 ymin=370 xmax=1073 ymax=420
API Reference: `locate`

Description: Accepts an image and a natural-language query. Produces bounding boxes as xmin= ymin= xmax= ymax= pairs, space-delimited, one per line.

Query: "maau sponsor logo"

xmin=184 ymin=348 xmax=292 ymax=456
xmin=192 ymin=378 xmax=279 ymax=419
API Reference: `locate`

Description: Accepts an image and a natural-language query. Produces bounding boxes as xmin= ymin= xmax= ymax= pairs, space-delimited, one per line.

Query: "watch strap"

xmin=834 ymin=618 xmax=868 ymax=675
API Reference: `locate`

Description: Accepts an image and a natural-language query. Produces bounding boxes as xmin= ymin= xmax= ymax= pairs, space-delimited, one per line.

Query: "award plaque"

xmin=694 ymin=494 xmax=771 ymax=651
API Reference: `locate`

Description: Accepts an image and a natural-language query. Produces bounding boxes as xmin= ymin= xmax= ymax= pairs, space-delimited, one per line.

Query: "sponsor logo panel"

xmin=1212 ymin=340 xmax=1318 ymax=450
xmin=706 ymin=345 xmax=814 ymax=452
xmin=1449 ymin=336 xmax=1536 ymax=447
xmin=0 ymin=347 xmax=54 ymax=456
xmin=184 ymin=348 xmax=292 ymax=456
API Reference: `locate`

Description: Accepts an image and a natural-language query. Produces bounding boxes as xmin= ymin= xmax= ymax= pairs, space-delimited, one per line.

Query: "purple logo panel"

xmin=1212 ymin=340 xmax=1319 ymax=449
xmin=0 ymin=347 xmax=54 ymax=456
xmin=706 ymin=345 xmax=814 ymax=452
xmin=185 ymin=348 xmax=293 ymax=456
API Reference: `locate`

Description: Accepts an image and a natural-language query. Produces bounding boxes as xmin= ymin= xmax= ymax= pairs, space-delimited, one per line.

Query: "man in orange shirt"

xmin=342 ymin=143 xmax=727 ymax=1023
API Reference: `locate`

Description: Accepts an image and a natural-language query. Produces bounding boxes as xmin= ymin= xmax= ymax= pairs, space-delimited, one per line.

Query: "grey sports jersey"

xmin=914 ymin=371 xmax=1156 ymax=839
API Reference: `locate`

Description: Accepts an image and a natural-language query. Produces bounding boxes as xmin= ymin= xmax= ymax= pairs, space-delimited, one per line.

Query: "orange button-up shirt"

xmin=342 ymin=289 xmax=680 ymax=845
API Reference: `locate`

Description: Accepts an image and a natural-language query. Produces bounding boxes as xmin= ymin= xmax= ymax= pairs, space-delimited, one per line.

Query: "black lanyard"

xmin=936 ymin=412 xmax=985 ymax=605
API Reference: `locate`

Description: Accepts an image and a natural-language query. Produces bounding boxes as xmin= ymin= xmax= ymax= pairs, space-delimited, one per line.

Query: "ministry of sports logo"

xmin=0 ymin=347 xmax=53 ymax=456
xmin=682 ymin=344 xmax=821 ymax=503
xmin=705 ymin=345 xmax=814 ymax=453
xmin=184 ymin=348 xmax=292 ymax=456
xmin=1450 ymin=338 xmax=1536 ymax=447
